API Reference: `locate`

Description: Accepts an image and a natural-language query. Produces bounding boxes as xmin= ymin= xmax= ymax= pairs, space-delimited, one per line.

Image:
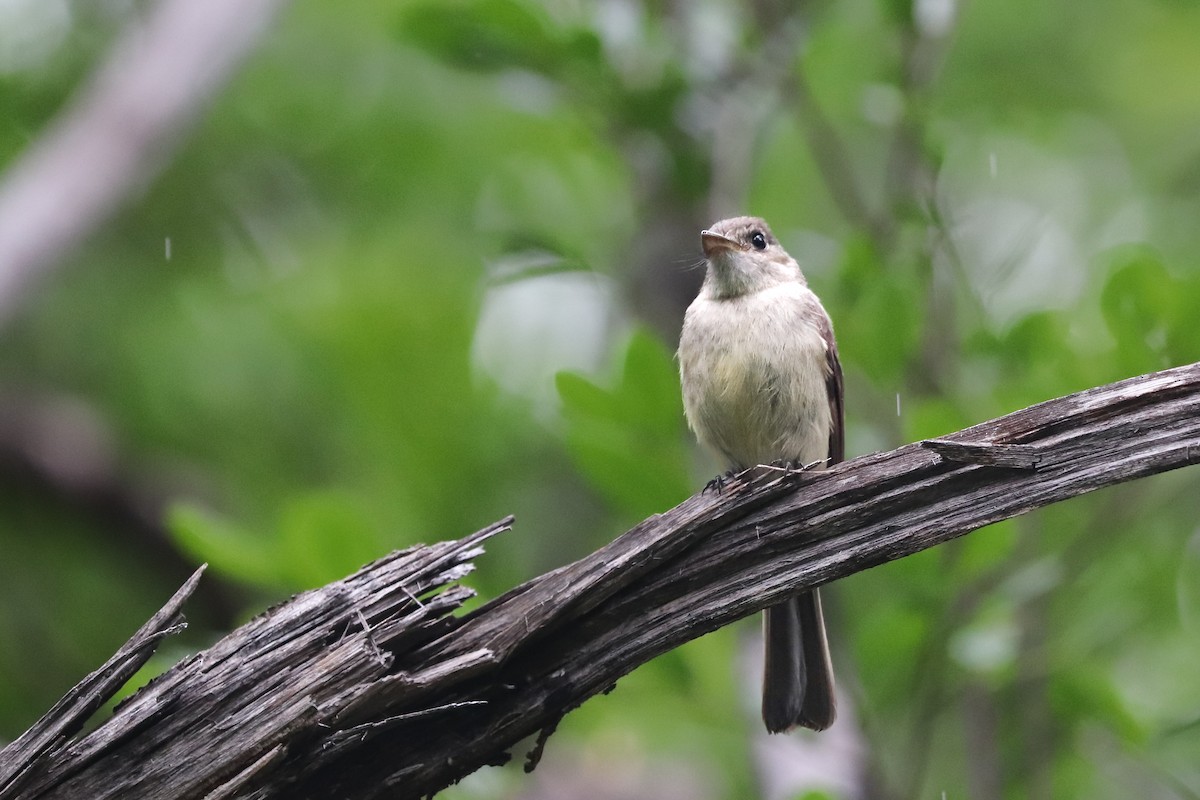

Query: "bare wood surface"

xmin=2 ymin=361 xmax=1198 ymax=799
xmin=0 ymin=567 xmax=204 ymax=794
xmin=920 ymin=438 xmax=1044 ymax=469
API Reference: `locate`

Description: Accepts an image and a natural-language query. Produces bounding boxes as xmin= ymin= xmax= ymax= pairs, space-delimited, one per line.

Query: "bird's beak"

xmin=701 ymin=230 xmax=744 ymax=258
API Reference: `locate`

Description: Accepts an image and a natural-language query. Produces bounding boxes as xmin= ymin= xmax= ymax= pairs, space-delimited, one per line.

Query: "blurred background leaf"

xmin=557 ymin=328 xmax=691 ymax=521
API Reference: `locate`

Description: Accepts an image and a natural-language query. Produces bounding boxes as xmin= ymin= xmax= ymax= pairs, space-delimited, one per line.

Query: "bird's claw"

xmin=765 ymin=458 xmax=827 ymax=474
xmin=704 ymin=458 xmax=826 ymax=495
xmin=703 ymin=468 xmax=739 ymax=494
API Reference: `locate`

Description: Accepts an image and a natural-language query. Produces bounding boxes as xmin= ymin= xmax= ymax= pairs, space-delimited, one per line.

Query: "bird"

xmin=677 ymin=215 xmax=843 ymax=732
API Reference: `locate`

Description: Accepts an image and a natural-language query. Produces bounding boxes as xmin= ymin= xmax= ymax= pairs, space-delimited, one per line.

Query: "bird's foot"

xmin=703 ymin=468 xmax=739 ymax=494
xmin=763 ymin=458 xmax=827 ymax=475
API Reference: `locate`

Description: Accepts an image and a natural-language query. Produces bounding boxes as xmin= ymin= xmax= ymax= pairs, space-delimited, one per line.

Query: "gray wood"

xmin=0 ymin=568 xmax=203 ymax=793
xmin=3 ymin=361 xmax=1198 ymax=799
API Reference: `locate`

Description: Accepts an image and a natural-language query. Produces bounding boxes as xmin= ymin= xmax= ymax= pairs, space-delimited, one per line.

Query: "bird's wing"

xmin=817 ymin=311 xmax=845 ymax=465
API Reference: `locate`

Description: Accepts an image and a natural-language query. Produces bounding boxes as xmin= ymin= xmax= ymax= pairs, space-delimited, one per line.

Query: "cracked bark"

xmin=2 ymin=361 xmax=1198 ymax=800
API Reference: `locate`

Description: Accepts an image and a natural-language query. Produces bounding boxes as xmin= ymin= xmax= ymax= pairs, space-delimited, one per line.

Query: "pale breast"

xmin=679 ymin=284 xmax=833 ymax=469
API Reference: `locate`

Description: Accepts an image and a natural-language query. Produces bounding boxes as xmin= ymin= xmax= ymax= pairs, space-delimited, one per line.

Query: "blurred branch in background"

xmin=3 ymin=360 xmax=1197 ymax=799
xmin=0 ymin=0 xmax=290 ymax=325
xmin=785 ymin=61 xmax=879 ymax=240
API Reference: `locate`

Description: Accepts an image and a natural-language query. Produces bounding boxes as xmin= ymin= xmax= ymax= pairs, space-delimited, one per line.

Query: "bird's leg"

xmin=703 ymin=468 xmax=740 ymax=494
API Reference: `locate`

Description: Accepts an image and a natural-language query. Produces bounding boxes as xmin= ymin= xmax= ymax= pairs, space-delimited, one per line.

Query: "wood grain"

xmin=3 ymin=361 xmax=1198 ymax=799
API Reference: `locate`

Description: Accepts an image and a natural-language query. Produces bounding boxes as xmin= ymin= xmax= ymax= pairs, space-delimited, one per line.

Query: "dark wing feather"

xmin=817 ymin=311 xmax=845 ymax=465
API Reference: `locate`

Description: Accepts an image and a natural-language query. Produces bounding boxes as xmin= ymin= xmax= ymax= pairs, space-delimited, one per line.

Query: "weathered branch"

xmin=3 ymin=362 xmax=1199 ymax=799
xmin=0 ymin=567 xmax=204 ymax=794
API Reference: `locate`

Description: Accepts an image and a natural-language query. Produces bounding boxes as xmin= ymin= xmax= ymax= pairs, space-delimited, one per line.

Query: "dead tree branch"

xmin=2 ymin=361 xmax=1198 ymax=799
xmin=0 ymin=568 xmax=203 ymax=795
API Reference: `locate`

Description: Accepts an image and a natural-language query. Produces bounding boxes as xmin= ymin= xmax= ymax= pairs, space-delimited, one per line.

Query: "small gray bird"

xmin=677 ymin=216 xmax=842 ymax=732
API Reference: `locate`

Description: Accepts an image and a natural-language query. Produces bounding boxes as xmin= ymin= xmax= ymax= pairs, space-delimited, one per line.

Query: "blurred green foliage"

xmin=557 ymin=328 xmax=692 ymax=520
xmin=1 ymin=0 xmax=1199 ymax=798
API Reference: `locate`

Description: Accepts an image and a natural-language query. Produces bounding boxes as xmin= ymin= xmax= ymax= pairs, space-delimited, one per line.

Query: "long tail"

xmin=761 ymin=589 xmax=836 ymax=732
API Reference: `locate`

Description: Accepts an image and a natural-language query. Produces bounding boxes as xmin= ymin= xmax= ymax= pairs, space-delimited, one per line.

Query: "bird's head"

xmin=700 ymin=216 xmax=805 ymax=299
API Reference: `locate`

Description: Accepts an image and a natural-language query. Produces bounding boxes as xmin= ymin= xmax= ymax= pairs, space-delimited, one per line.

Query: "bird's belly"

xmin=685 ymin=316 xmax=831 ymax=469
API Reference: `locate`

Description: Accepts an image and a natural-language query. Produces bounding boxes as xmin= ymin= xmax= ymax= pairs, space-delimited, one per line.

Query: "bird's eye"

xmin=750 ymin=231 xmax=767 ymax=250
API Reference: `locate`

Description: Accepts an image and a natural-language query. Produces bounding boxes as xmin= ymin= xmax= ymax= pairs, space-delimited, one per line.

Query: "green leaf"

xmin=618 ymin=328 xmax=685 ymax=434
xmin=1100 ymin=245 xmax=1175 ymax=373
xmin=556 ymin=329 xmax=692 ymax=519
xmin=399 ymin=0 xmax=561 ymax=74
xmin=1050 ymin=667 xmax=1146 ymax=745
xmin=832 ymin=237 xmax=921 ymax=383
xmin=169 ymin=492 xmax=385 ymax=591
xmin=555 ymin=368 xmax=612 ymax=419
xmin=276 ymin=491 xmax=386 ymax=588
xmin=167 ymin=504 xmax=285 ymax=589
